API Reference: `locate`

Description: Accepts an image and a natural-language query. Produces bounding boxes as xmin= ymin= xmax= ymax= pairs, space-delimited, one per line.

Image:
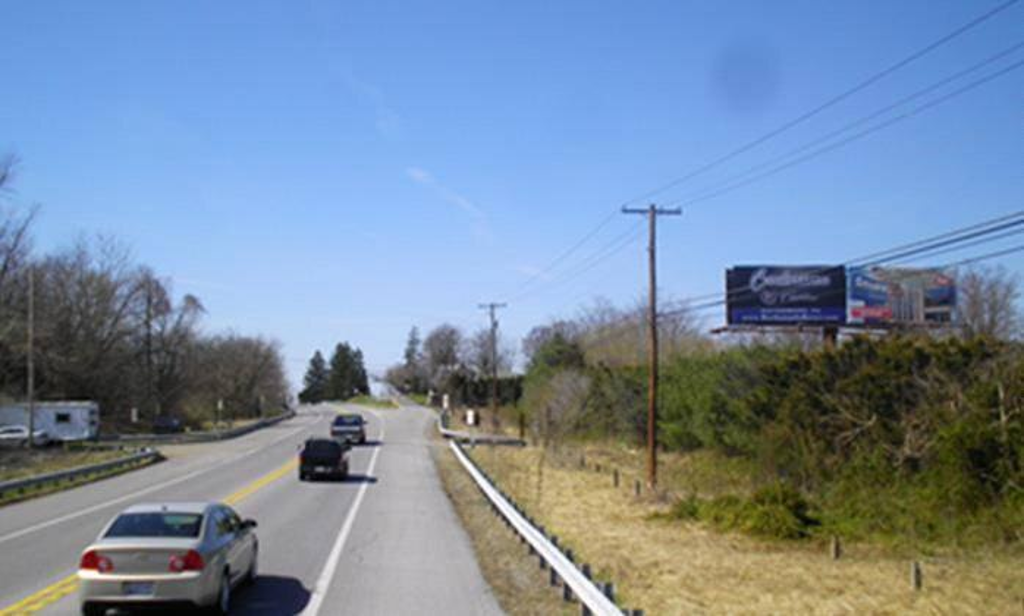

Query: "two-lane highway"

xmin=0 ymin=403 xmax=501 ymax=615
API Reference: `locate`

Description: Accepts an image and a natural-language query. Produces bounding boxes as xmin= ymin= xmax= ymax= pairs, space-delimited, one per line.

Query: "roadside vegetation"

xmin=0 ymin=155 xmax=291 ymax=433
xmin=469 ymin=443 xmax=1024 ymax=614
xmin=0 ymin=446 xmax=126 ymax=482
xmin=408 ymin=282 xmax=1023 ymax=610
xmin=0 ymin=446 xmax=160 ymax=506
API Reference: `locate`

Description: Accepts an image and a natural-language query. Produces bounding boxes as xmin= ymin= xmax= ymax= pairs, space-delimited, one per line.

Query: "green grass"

xmin=0 ymin=451 xmax=161 ymax=507
xmin=407 ymin=393 xmax=430 ymax=407
xmin=0 ymin=447 xmax=126 ymax=482
xmin=346 ymin=395 xmax=399 ymax=409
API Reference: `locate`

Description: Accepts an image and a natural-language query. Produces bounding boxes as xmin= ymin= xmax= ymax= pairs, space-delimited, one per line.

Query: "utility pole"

xmin=622 ymin=204 xmax=681 ymax=490
xmin=478 ymin=302 xmax=507 ymax=428
xmin=26 ymin=265 xmax=35 ymax=449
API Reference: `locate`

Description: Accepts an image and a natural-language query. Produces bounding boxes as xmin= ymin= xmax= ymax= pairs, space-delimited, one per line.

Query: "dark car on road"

xmin=151 ymin=416 xmax=184 ymax=434
xmin=298 ymin=438 xmax=349 ymax=481
xmin=330 ymin=414 xmax=366 ymax=444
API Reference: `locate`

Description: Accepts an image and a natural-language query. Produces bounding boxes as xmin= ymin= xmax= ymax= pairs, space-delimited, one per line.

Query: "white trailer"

xmin=0 ymin=401 xmax=100 ymax=442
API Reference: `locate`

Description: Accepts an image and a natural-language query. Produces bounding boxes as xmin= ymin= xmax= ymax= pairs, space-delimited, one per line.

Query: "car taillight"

xmin=80 ymin=550 xmax=113 ymax=573
xmin=169 ymin=549 xmax=205 ymax=572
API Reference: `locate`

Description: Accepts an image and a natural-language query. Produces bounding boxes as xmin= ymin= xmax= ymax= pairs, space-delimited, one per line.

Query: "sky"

xmin=2 ymin=0 xmax=1023 ymax=387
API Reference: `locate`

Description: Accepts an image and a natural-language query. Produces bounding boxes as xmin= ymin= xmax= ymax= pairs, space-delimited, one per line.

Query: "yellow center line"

xmin=0 ymin=456 xmax=300 ymax=614
xmin=224 ymin=458 xmax=299 ymax=506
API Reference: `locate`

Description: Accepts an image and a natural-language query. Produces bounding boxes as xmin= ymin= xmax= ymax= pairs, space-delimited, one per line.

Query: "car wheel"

xmin=212 ymin=570 xmax=231 ymax=615
xmin=245 ymin=547 xmax=258 ymax=585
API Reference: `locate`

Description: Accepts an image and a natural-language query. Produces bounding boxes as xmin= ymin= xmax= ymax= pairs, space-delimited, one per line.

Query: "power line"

xmin=509 ymin=220 xmax=644 ymax=303
xmin=667 ymin=57 xmax=1024 ymax=208
xmin=618 ymin=0 xmax=1021 ymax=208
xmin=506 ymin=209 xmax=621 ymax=300
xmin=669 ymin=40 xmax=1024 ymax=207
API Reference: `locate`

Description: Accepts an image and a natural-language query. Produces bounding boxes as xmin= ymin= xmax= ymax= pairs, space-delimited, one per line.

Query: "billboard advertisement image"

xmin=726 ymin=266 xmax=847 ymax=325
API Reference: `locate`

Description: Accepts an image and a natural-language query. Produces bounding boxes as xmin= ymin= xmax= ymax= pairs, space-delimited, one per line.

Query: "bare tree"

xmin=422 ymin=323 xmax=464 ymax=389
xmin=466 ymin=327 xmax=514 ymax=378
xmin=957 ymin=266 xmax=1021 ymax=340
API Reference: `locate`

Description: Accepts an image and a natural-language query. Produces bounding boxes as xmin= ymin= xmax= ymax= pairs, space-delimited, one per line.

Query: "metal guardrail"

xmin=0 ymin=449 xmax=163 ymax=499
xmin=449 ymin=440 xmax=623 ymax=616
xmin=437 ymin=420 xmax=526 ymax=446
xmin=98 ymin=410 xmax=296 ymax=444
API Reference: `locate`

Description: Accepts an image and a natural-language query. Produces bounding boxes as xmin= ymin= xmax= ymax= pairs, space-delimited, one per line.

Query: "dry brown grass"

xmin=0 ymin=447 xmax=124 ymax=481
xmin=432 ymin=441 xmax=574 ymax=616
xmin=470 ymin=445 xmax=1024 ymax=616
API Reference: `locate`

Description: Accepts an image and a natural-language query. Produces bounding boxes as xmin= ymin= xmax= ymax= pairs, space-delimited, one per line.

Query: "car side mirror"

xmin=242 ymin=519 xmax=258 ymax=529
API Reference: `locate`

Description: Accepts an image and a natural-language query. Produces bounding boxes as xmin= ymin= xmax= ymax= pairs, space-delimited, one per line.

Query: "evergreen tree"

xmin=326 ymin=342 xmax=370 ymax=399
xmin=298 ymin=350 xmax=328 ymax=403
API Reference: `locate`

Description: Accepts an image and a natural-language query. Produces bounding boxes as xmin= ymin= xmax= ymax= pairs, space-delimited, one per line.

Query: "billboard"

xmin=726 ymin=265 xmax=957 ymax=328
xmin=848 ymin=267 xmax=956 ymax=325
xmin=846 ymin=267 xmax=894 ymax=325
xmin=726 ymin=266 xmax=847 ymax=325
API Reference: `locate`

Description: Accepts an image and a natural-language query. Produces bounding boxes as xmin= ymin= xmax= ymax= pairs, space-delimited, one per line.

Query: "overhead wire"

xmin=667 ymin=40 xmax=1024 ymax=207
xmin=666 ymin=56 xmax=1024 ymax=208
xmin=617 ymin=0 xmax=1021 ymax=209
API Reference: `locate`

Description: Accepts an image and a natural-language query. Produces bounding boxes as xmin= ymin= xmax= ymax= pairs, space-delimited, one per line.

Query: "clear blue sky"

xmin=3 ymin=0 xmax=1022 ymax=386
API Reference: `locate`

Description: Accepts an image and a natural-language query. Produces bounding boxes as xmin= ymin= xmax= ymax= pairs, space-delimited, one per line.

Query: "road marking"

xmin=0 ymin=574 xmax=76 ymax=616
xmin=224 ymin=458 xmax=298 ymax=506
xmin=0 ymin=418 xmax=317 ymax=615
xmin=0 ymin=420 xmax=312 ymax=546
xmin=300 ymin=411 xmax=385 ymax=616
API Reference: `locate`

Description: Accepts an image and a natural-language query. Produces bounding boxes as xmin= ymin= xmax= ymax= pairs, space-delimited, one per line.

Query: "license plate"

xmin=315 ymin=466 xmax=330 ymax=473
xmin=123 ymin=582 xmax=154 ymax=596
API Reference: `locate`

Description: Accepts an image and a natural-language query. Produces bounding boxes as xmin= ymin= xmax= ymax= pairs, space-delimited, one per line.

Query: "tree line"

xmin=298 ymin=342 xmax=370 ymax=403
xmin=383 ymin=324 xmax=519 ymax=408
xmin=0 ymin=156 xmax=290 ymax=431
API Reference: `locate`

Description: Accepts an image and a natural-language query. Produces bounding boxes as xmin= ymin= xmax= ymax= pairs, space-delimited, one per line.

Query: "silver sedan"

xmin=78 ymin=502 xmax=258 ymax=615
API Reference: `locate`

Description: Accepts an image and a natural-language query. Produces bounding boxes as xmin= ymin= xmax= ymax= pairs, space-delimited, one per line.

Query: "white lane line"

xmin=0 ymin=418 xmax=316 ymax=546
xmin=300 ymin=410 xmax=385 ymax=616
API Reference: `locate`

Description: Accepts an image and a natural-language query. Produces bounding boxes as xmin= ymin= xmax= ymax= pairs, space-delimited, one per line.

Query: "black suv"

xmin=330 ymin=414 xmax=367 ymax=444
xmin=298 ymin=438 xmax=349 ymax=481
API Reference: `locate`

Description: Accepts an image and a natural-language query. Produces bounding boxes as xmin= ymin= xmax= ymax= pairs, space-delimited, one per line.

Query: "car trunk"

xmin=92 ymin=538 xmax=201 ymax=575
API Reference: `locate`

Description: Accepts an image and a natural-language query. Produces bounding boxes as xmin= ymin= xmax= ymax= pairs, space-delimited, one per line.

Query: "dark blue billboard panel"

xmin=726 ymin=266 xmax=847 ymax=325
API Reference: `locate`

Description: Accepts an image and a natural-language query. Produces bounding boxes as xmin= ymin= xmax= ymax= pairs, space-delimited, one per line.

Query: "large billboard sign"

xmin=725 ymin=265 xmax=957 ymax=328
xmin=726 ymin=266 xmax=847 ymax=325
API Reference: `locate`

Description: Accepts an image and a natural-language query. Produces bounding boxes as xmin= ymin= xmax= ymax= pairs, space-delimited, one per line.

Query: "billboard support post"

xmin=623 ymin=204 xmax=681 ymax=490
xmin=823 ymin=326 xmax=838 ymax=349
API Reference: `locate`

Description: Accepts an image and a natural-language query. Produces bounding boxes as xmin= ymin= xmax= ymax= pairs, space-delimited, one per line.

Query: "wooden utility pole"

xmin=478 ymin=302 xmax=507 ymax=427
xmin=622 ymin=204 xmax=681 ymax=489
xmin=26 ymin=265 xmax=36 ymax=448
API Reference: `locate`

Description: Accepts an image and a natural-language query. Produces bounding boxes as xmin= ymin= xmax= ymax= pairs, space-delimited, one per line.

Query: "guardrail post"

xmin=613 ymin=468 xmax=620 ymax=488
xmin=634 ymin=479 xmax=641 ymax=498
xmin=602 ymin=582 xmax=615 ymax=602
xmin=549 ymin=566 xmax=558 ymax=587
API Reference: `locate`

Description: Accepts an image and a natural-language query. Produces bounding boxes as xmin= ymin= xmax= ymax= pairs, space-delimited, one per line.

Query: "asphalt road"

xmin=0 ymin=403 xmax=502 ymax=615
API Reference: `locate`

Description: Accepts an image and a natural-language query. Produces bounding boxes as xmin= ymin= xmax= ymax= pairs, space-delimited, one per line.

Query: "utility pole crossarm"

xmin=622 ymin=204 xmax=681 ymax=490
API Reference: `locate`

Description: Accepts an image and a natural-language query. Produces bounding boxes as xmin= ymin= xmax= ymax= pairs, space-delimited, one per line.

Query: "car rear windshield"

xmin=304 ymin=440 xmax=341 ymax=455
xmin=105 ymin=513 xmax=203 ymax=538
xmin=333 ymin=415 xmax=361 ymax=426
